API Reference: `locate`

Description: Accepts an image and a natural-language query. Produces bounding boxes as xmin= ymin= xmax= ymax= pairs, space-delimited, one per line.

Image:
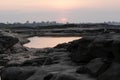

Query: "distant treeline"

xmin=0 ymin=23 xmax=120 ymax=30
xmin=0 ymin=24 xmax=77 ymax=30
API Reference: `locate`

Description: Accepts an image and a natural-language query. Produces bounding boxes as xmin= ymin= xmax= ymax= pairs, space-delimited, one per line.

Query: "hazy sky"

xmin=0 ymin=0 xmax=120 ymax=23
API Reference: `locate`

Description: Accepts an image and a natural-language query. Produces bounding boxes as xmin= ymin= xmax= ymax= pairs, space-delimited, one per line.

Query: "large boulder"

xmin=67 ymin=37 xmax=95 ymax=63
xmin=0 ymin=35 xmax=18 ymax=54
xmin=87 ymin=37 xmax=114 ymax=59
xmin=87 ymin=35 xmax=120 ymax=63
xmin=67 ymin=35 xmax=120 ymax=64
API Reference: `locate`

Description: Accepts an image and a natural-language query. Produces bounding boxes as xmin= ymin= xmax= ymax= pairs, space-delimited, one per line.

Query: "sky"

xmin=0 ymin=0 xmax=120 ymax=23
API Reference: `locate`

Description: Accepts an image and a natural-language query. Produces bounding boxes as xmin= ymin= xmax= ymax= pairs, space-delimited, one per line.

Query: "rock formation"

xmin=0 ymin=29 xmax=120 ymax=80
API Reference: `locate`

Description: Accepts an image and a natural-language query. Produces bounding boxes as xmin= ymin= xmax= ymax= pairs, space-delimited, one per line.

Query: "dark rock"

xmin=10 ymin=43 xmax=27 ymax=53
xmin=112 ymin=40 xmax=120 ymax=63
xmin=0 ymin=35 xmax=18 ymax=54
xmin=98 ymin=63 xmax=120 ymax=80
xmin=45 ymin=73 xmax=78 ymax=80
xmin=67 ymin=35 xmax=119 ymax=64
xmin=76 ymin=66 xmax=91 ymax=74
xmin=0 ymin=59 xmax=9 ymax=66
xmin=21 ymin=57 xmax=53 ymax=66
xmin=86 ymin=35 xmax=120 ymax=63
xmin=1 ymin=67 xmax=36 ymax=80
xmin=6 ymin=62 xmax=21 ymax=67
xmin=67 ymin=37 xmax=95 ymax=63
xmin=54 ymin=43 xmax=70 ymax=49
xmin=44 ymin=73 xmax=54 ymax=80
xmin=86 ymin=58 xmax=112 ymax=77
xmin=87 ymin=38 xmax=114 ymax=59
xmin=54 ymin=73 xmax=78 ymax=80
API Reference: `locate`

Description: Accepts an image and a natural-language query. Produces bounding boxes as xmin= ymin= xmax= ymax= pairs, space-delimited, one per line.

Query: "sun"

xmin=59 ymin=18 xmax=68 ymax=23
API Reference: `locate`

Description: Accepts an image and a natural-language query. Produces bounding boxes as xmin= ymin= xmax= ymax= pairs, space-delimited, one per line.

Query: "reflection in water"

xmin=24 ymin=36 xmax=81 ymax=48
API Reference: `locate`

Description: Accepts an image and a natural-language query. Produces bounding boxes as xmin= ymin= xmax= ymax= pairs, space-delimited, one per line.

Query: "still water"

xmin=24 ymin=36 xmax=81 ymax=48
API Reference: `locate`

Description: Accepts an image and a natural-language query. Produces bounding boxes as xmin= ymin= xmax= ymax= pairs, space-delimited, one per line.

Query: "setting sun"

xmin=59 ymin=18 xmax=68 ymax=23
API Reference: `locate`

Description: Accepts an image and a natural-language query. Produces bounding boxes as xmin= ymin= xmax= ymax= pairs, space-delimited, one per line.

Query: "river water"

xmin=24 ymin=36 xmax=81 ymax=48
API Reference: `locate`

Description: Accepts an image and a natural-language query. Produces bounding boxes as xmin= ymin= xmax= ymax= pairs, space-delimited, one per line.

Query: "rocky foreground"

xmin=0 ymin=29 xmax=120 ymax=80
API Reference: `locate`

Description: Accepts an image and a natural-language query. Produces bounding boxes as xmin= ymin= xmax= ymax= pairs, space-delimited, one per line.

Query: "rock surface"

xmin=67 ymin=37 xmax=95 ymax=63
xmin=0 ymin=31 xmax=18 ymax=54
xmin=98 ymin=62 xmax=120 ymax=80
xmin=1 ymin=67 xmax=36 ymax=80
xmin=0 ymin=29 xmax=120 ymax=80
